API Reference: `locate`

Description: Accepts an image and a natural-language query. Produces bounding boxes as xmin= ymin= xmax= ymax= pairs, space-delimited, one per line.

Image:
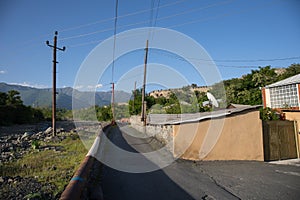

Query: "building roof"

xmin=226 ymin=103 xmax=253 ymax=109
xmin=265 ymin=74 xmax=300 ymax=88
xmin=148 ymin=105 xmax=261 ymax=125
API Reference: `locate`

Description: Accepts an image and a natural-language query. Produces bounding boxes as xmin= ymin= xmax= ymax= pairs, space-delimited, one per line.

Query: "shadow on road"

xmin=99 ymin=125 xmax=195 ymax=200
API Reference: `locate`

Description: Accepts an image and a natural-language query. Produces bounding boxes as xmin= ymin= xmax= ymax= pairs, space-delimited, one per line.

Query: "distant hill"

xmin=0 ymin=82 xmax=131 ymax=110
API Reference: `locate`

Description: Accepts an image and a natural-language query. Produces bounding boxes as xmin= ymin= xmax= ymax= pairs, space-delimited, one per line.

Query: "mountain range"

xmin=0 ymin=82 xmax=131 ymax=110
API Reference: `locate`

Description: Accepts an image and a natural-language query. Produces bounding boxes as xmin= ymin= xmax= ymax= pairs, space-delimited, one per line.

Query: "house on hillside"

xmin=262 ymin=74 xmax=300 ymax=110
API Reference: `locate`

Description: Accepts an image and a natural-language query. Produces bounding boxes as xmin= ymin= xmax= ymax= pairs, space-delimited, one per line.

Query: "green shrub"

xmin=31 ymin=140 xmax=40 ymax=150
xmin=260 ymin=107 xmax=280 ymax=121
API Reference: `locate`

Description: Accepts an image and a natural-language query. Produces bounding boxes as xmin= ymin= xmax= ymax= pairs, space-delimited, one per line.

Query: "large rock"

xmin=44 ymin=127 xmax=52 ymax=135
xmin=20 ymin=132 xmax=34 ymax=140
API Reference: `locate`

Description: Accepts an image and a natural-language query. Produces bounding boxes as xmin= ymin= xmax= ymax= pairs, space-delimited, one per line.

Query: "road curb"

xmin=60 ymin=156 xmax=96 ymax=200
xmin=60 ymin=124 xmax=110 ymax=200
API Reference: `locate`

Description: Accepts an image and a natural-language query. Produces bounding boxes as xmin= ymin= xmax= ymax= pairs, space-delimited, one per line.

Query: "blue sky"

xmin=0 ymin=0 xmax=300 ymax=92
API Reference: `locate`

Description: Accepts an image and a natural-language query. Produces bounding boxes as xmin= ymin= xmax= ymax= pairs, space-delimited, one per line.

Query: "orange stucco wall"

xmin=173 ymin=110 xmax=264 ymax=161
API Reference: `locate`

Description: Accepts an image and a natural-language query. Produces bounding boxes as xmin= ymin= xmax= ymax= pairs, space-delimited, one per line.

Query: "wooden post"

xmin=141 ymin=40 xmax=149 ymax=125
xmin=46 ymin=31 xmax=65 ymax=136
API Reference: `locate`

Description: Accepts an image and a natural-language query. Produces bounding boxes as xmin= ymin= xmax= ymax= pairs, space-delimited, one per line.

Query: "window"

xmin=269 ymin=84 xmax=298 ymax=108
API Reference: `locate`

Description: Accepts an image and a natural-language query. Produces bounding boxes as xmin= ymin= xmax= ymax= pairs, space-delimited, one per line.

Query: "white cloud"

xmin=86 ymin=84 xmax=103 ymax=90
xmin=74 ymin=85 xmax=84 ymax=89
xmin=74 ymin=84 xmax=103 ymax=91
xmin=95 ymin=84 xmax=103 ymax=88
xmin=87 ymin=85 xmax=94 ymax=89
xmin=0 ymin=70 xmax=6 ymax=74
xmin=9 ymin=82 xmax=49 ymax=88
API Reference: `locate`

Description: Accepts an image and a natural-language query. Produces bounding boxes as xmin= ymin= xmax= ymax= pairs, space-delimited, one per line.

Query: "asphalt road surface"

xmin=99 ymin=124 xmax=300 ymax=200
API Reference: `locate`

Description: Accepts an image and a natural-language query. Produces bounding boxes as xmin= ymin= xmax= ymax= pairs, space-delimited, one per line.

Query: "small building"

xmin=262 ymin=74 xmax=300 ymax=110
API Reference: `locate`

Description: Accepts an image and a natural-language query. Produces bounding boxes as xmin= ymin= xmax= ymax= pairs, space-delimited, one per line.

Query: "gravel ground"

xmin=0 ymin=176 xmax=57 ymax=200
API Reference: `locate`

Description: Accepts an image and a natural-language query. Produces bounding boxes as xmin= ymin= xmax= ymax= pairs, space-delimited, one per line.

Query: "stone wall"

xmin=129 ymin=115 xmax=174 ymax=151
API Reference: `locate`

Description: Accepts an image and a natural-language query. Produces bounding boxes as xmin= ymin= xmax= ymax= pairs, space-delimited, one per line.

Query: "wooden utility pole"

xmin=141 ymin=40 xmax=149 ymax=126
xmin=133 ymin=81 xmax=136 ymax=112
xmin=46 ymin=31 xmax=66 ymax=136
xmin=111 ymin=82 xmax=116 ymax=125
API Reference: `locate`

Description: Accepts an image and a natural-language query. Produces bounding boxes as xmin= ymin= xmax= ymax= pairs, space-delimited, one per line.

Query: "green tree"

xmin=251 ymin=66 xmax=277 ymax=87
xmin=279 ymin=64 xmax=300 ymax=79
xmin=96 ymin=105 xmax=112 ymax=121
xmin=145 ymin=95 xmax=156 ymax=109
xmin=165 ymin=102 xmax=181 ymax=114
xmin=129 ymin=89 xmax=142 ymax=115
xmin=210 ymin=66 xmax=279 ymax=106
xmin=6 ymin=90 xmax=23 ymax=105
xmin=0 ymin=92 xmax=8 ymax=105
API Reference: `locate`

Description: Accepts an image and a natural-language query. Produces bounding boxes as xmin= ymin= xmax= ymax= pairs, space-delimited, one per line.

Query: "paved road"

xmin=99 ymin=125 xmax=300 ymax=200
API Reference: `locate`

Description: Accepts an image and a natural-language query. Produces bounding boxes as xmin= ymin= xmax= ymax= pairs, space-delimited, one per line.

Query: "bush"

xmin=31 ymin=140 xmax=40 ymax=150
xmin=260 ymin=107 xmax=280 ymax=121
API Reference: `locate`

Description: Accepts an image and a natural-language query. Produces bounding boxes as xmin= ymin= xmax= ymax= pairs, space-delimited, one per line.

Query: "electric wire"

xmin=60 ymin=0 xmax=234 ymax=41
xmin=150 ymin=0 xmax=161 ymax=41
xmin=59 ymin=0 xmax=189 ymax=33
xmin=148 ymin=0 xmax=156 ymax=39
xmin=112 ymin=0 xmax=119 ymax=83
xmin=166 ymin=0 xmax=280 ymax=30
xmin=153 ymin=0 xmax=161 ymax=28
xmin=150 ymin=50 xmax=300 ymax=68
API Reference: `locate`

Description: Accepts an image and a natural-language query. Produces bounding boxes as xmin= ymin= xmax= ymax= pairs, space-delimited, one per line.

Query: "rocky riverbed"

xmin=0 ymin=122 xmax=76 ymax=164
xmin=0 ymin=121 xmax=79 ymax=200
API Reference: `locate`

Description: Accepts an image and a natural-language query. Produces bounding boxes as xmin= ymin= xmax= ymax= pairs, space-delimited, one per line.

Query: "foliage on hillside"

xmin=127 ymin=64 xmax=299 ymax=115
xmin=0 ymin=90 xmax=44 ymax=125
xmin=210 ymin=64 xmax=300 ymax=106
xmin=129 ymin=87 xmax=211 ymax=115
xmin=0 ymin=89 xmax=121 ymax=125
xmin=36 ymin=107 xmax=73 ymax=121
xmin=73 ymin=105 xmax=116 ymax=121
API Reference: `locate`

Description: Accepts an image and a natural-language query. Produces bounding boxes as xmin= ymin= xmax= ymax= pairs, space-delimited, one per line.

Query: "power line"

xmin=60 ymin=0 xmax=234 ymax=41
xmin=149 ymin=0 xmax=155 ymax=27
xmin=60 ymin=18 xmax=151 ymax=41
xmin=217 ymin=65 xmax=261 ymax=69
xmin=58 ymin=0 xmax=189 ymax=33
xmin=155 ymin=0 xmax=235 ymax=24
xmin=150 ymin=0 xmax=161 ymax=41
xmin=190 ymin=56 xmax=300 ymax=63
xmin=111 ymin=0 xmax=119 ymax=124
xmin=153 ymin=0 xmax=161 ymax=28
xmin=151 ymin=50 xmax=300 ymax=66
xmin=112 ymin=0 xmax=119 ymax=83
xmin=166 ymin=0 xmax=281 ymax=30
xmin=65 ymin=0 xmax=280 ymax=48
xmin=68 ymin=39 xmax=105 ymax=47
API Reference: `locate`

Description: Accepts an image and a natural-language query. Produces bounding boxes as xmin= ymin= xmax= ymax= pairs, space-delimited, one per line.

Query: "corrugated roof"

xmin=148 ymin=105 xmax=261 ymax=125
xmin=265 ymin=74 xmax=300 ymax=88
xmin=226 ymin=103 xmax=252 ymax=109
